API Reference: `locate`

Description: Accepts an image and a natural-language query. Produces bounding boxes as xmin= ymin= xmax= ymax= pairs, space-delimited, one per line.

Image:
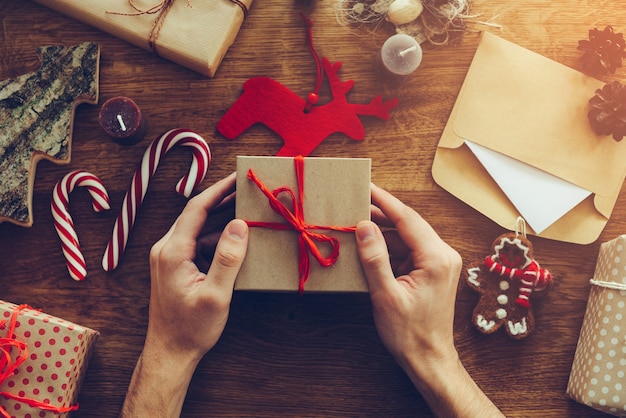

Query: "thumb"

xmin=206 ymin=219 xmax=249 ymax=289
xmin=356 ymin=221 xmax=395 ymax=294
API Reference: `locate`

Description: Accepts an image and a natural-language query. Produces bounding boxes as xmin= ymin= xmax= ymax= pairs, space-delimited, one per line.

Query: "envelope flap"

xmin=447 ymin=32 xmax=626 ymax=198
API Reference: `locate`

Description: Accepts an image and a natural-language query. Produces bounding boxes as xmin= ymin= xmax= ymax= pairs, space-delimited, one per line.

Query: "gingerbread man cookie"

xmin=465 ymin=228 xmax=553 ymax=339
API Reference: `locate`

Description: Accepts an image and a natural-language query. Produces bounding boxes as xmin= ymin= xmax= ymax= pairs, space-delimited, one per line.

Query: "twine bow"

xmin=245 ymin=156 xmax=356 ymax=293
xmin=108 ymin=0 xmax=249 ymax=53
xmin=0 ymin=305 xmax=78 ymax=417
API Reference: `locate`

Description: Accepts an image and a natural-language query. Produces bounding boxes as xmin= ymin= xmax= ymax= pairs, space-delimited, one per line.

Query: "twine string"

xmin=590 ymin=279 xmax=626 ymax=291
xmin=107 ymin=0 xmax=249 ymax=53
xmin=515 ymin=216 xmax=527 ymax=238
xmin=245 ymin=156 xmax=356 ymax=293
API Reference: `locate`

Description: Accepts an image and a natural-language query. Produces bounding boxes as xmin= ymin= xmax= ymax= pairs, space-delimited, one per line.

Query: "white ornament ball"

xmin=386 ymin=0 xmax=424 ymax=26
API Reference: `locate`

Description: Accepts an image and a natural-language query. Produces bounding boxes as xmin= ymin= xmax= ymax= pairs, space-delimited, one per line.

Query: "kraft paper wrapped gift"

xmin=432 ymin=32 xmax=626 ymax=245
xmin=0 ymin=301 xmax=98 ymax=417
xmin=566 ymin=235 xmax=626 ymax=416
xmin=235 ymin=156 xmax=371 ymax=292
xmin=32 ymin=0 xmax=253 ymax=77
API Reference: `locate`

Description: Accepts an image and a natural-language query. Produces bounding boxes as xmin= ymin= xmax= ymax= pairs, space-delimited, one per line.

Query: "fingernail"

xmin=356 ymin=222 xmax=376 ymax=241
xmin=227 ymin=219 xmax=247 ymax=240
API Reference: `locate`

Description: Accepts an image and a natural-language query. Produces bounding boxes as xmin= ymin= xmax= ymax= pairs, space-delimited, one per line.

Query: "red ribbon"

xmin=0 ymin=305 xmax=79 ymax=417
xmin=246 ymin=155 xmax=356 ymax=293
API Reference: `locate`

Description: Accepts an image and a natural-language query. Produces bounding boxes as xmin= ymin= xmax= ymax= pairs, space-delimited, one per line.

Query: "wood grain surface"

xmin=1 ymin=0 xmax=624 ymax=416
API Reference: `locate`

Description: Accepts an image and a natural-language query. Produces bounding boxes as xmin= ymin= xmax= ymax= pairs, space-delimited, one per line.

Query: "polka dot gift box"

xmin=567 ymin=235 xmax=626 ymax=416
xmin=0 ymin=300 xmax=98 ymax=418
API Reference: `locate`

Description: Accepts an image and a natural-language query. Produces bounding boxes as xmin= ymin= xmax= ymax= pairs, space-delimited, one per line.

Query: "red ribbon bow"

xmin=0 ymin=305 xmax=79 ymax=417
xmin=246 ymin=155 xmax=356 ymax=293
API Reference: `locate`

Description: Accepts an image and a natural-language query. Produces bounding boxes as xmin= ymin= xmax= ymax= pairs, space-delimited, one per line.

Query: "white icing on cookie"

xmin=496 ymin=308 xmax=507 ymax=319
xmin=476 ymin=314 xmax=495 ymax=331
xmin=467 ymin=267 xmax=481 ymax=287
xmin=507 ymin=318 xmax=528 ymax=336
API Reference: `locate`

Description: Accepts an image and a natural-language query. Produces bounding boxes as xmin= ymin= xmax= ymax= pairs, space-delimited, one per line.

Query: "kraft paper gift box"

xmin=0 ymin=300 xmax=98 ymax=417
xmin=566 ymin=235 xmax=626 ymax=416
xmin=32 ymin=0 xmax=253 ymax=77
xmin=235 ymin=156 xmax=371 ymax=292
xmin=432 ymin=31 xmax=626 ymax=244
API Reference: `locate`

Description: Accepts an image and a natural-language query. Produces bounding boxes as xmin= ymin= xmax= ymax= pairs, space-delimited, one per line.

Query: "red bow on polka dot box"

xmin=0 ymin=301 xmax=98 ymax=418
xmin=567 ymin=235 xmax=626 ymax=416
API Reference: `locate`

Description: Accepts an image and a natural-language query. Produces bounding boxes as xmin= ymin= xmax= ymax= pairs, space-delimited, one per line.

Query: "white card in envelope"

xmin=465 ymin=140 xmax=592 ymax=234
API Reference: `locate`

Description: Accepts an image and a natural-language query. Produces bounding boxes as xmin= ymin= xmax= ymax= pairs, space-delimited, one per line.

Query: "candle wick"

xmin=117 ymin=114 xmax=127 ymax=132
xmin=399 ymin=45 xmax=418 ymax=57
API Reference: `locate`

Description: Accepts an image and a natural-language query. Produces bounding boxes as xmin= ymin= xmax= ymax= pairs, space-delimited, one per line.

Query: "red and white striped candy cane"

xmin=102 ymin=128 xmax=211 ymax=271
xmin=51 ymin=170 xmax=110 ymax=281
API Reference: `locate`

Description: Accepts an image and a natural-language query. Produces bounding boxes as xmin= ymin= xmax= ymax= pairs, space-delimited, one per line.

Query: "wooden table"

xmin=1 ymin=0 xmax=623 ymax=416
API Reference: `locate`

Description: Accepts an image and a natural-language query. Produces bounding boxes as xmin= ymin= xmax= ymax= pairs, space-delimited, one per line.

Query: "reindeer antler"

xmin=323 ymin=58 xmax=354 ymax=99
xmin=302 ymin=9 xmax=398 ymax=119
xmin=350 ymin=95 xmax=400 ymax=120
xmin=321 ymin=57 xmax=399 ymax=118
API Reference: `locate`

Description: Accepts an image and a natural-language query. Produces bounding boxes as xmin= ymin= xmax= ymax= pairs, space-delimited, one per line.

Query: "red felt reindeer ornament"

xmin=217 ymin=15 xmax=399 ymax=156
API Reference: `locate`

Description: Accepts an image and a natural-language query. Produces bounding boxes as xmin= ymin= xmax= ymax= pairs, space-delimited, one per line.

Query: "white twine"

xmin=335 ymin=0 xmax=502 ymax=46
xmin=335 ymin=0 xmax=389 ymax=27
xmin=590 ymin=279 xmax=626 ymax=291
xmin=515 ymin=216 xmax=527 ymax=238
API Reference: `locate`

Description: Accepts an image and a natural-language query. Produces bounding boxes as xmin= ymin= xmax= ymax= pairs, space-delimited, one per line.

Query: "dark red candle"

xmin=98 ymin=96 xmax=147 ymax=145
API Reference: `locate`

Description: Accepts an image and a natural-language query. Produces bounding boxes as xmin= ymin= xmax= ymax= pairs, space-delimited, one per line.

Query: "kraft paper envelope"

xmin=432 ymin=31 xmax=626 ymax=244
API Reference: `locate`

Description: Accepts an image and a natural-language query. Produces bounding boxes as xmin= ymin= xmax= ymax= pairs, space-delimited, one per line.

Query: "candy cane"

xmin=51 ymin=170 xmax=110 ymax=281
xmin=102 ymin=128 xmax=211 ymax=271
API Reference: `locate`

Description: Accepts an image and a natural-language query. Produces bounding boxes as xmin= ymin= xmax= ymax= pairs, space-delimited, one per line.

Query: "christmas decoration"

xmin=0 ymin=42 xmax=99 ymax=227
xmin=465 ymin=219 xmax=553 ymax=339
xmin=588 ymin=80 xmax=626 ymax=141
xmin=335 ymin=0 xmax=387 ymax=26
xmin=98 ymin=96 xmax=147 ymax=145
xmin=102 ymin=129 xmax=211 ymax=271
xmin=217 ymin=15 xmax=398 ymax=157
xmin=0 ymin=301 xmax=98 ymax=418
xmin=386 ymin=0 xmax=424 ymax=26
xmin=51 ymin=171 xmax=110 ymax=281
xmin=335 ymin=0 xmax=485 ymax=46
xmin=578 ymin=26 xmax=626 ymax=75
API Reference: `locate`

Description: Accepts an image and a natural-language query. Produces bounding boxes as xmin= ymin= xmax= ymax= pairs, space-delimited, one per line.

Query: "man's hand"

xmin=355 ymin=183 xmax=503 ymax=418
xmin=121 ymin=173 xmax=249 ymax=418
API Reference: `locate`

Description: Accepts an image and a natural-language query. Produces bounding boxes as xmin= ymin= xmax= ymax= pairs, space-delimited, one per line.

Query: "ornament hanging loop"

xmin=515 ymin=216 xmax=527 ymax=238
xmin=300 ymin=13 xmax=324 ymax=114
